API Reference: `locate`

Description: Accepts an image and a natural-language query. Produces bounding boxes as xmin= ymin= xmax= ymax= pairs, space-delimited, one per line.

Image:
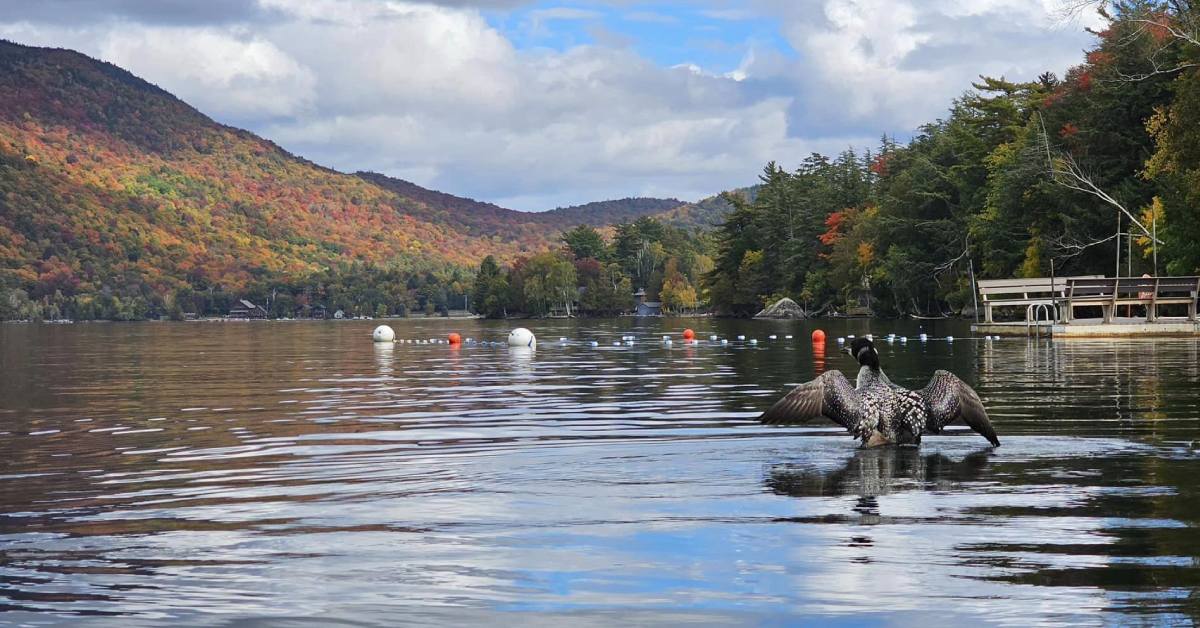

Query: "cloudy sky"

xmin=0 ymin=0 xmax=1103 ymax=210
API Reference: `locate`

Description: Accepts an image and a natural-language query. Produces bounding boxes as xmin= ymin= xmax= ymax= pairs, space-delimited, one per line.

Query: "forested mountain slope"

xmin=0 ymin=40 xmax=697 ymax=318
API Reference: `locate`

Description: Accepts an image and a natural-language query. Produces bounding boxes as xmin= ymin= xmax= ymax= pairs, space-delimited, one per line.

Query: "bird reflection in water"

xmin=765 ymin=448 xmax=993 ymax=562
xmin=765 ymin=447 xmax=993 ymax=514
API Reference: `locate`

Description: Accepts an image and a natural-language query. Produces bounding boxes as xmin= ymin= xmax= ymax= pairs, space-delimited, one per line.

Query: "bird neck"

xmin=856 ymin=364 xmax=885 ymax=388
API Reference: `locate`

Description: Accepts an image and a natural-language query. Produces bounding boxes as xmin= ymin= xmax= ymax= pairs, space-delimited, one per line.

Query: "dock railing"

xmin=1064 ymin=276 xmax=1200 ymax=323
xmin=977 ymin=275 xmax=1104 ymax=323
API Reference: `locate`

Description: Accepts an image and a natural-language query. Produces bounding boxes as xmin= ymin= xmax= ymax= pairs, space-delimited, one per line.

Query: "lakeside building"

xmin=227 ymin=299 xmax=268 ymax=319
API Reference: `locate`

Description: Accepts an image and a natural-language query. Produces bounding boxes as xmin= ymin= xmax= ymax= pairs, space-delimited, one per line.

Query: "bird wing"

xmin=919 ymin=370 xmax=999 ymax=446
xmin=760 ymin=370 xmax=861 ymax=430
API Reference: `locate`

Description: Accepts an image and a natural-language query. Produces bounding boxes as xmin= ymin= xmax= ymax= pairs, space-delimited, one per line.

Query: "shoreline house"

xmin=228 ymin=299 xmax=269 ymax=319
xmin=634 ymin=288 xmax=662 ymax=317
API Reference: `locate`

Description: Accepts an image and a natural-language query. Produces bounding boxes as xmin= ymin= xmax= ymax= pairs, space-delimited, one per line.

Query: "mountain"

xmin=0 ymin=40 xmax=691 ymax=307
xmin=356 ymin=171 xmax=682 ymax=239
xmin=541 ymin=197 xmax=684 ymax=225
xmin=653 ymin=186 xmax=760 ymax=229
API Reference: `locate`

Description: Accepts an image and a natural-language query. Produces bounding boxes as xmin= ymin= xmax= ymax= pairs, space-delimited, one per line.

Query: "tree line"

xmin=0 ymin=263 xmax=471 ymax=321
xmin=704 ymin=1 xmax=1200 ymax=316
xmin=470 ymin=217 xmax=713 ymax=318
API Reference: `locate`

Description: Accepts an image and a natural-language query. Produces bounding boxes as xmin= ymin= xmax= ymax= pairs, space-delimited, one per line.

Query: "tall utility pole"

xmin=968 ymin=256 xmax=979 ymax=323
xmin=1152 ymin=208 xmax=1158 ymax=275
xmin=1115 ymin=212 xmax=1121 ymax=278
xmin=1127 ymin=222 xmax=1132 ymax=277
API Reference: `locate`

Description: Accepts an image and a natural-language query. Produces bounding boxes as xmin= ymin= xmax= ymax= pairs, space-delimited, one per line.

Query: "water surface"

xmin=1 ymin=319 xmax=1198 ymax=625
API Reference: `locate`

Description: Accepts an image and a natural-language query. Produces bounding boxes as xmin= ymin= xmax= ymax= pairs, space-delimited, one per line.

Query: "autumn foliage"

xmin=0 ymin=41 xmax=686 ymax=319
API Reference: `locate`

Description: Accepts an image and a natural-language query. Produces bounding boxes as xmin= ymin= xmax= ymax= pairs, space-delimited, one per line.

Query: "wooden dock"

xmin=972 ymin=275 xmax=1199 ymax=337
xmin=973 ymin=317 xmax=1200 ymax=338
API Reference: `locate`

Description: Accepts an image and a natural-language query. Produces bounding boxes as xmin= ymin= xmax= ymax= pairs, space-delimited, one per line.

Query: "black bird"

xmin=760 ymin=337 xmax=1000 ymax=448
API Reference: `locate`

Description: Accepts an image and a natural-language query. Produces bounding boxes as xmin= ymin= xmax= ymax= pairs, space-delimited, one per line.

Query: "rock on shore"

xmin=755 ymin=298 xmax=806 ymax=319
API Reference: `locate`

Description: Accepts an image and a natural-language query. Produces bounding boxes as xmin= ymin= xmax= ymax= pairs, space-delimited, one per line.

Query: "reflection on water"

xmin=0 ymin=319 xmax=1198 ymax=625
xmin=766 ymin=447 xmax=994 ymax=501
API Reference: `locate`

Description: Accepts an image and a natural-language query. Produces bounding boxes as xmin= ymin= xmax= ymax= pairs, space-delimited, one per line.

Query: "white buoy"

xmin=613 ymin=341 xmax=621 ymax=346
xmin=785 ymin=335 xmax=793 ymax=340
xmin=749 ymin=338 xmax=758 ymax=345
xmin=847 ymin=334 xmax=855 ymax=339
xmin=837 ymin=337 xmax=845 ymax=344
xmin=559 ymin=337 xmax=568 ymax=342
xmin=664 ymin=339 xmax=673 ymax=347
xmin=737 ymin=335 xmax=746 ymax=341
xmin=947 ymin=336 xmax=955 ymax=341
xmin=709 ymin=335 xmax=718 ymax=341
xmin=372 ymin=325 xmax=395 ymax=343
xmin=590 ymin=340 xmax=599 ymax=347
xmin=508 ymin=327 xmax=536 ymax=348
xmin=768 ymin=334 xmax=778 ymax=340
xmin=919 ymin=333 xmax=928 ymax=341
xmin=899 ymin=336 xmax=908 ymax=343
xmin=721 ymin=339 xmax=729 ymax=345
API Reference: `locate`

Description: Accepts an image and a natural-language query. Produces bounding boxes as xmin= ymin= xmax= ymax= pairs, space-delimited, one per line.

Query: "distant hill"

xmin=653 ymin=186 xmax=760 ymax=229
xmin=0 ymin=39 xmax=697 ymax=303
xmin=542 ymin=197 xmax=684 ymax=226
xmin=357 ymin=171 xmax=683 ymax=237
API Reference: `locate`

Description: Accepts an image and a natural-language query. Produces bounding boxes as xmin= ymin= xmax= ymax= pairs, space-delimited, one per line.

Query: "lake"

xmin=1 ymin=318 xmax=1198 ymax=626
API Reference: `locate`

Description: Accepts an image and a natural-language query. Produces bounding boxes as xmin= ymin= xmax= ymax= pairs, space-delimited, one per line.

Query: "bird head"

xmin=844 ymin=337 xmax=880 ymax=370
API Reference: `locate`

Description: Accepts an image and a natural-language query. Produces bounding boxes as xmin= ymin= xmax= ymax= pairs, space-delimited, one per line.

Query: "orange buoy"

xmin=811 ymin=329 xmax=826 ymax=343
xmin=448 ymin=332 xmax=462 ymax=345
xmin=682 ymin=328 xmax=695 ymax=340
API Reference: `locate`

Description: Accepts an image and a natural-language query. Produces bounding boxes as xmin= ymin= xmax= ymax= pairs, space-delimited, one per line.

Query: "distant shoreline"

xmin=1 ymin=313 xmax=975 ymax=325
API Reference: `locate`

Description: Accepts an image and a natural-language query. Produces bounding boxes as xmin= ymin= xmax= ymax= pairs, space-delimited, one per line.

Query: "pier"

xmin=971 ymin=276 xmax=1200 ymax=337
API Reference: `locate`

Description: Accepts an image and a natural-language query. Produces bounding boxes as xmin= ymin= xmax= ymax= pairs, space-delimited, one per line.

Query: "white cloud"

xmin=747 ymin=0 xmax=1098 ymax=134
xmin=524 ymin=6 xmax=602 ymax=39
xmin=0 ymin=21 xmax=315 ymax=120
xmin=623 ymin=10 xmax=678 ymax=25
xmin=0 ymin=0 xmax=1103 ymax=210
xmin=699 ymin=8 xmax=758 ymax=21
xmin=527 ymin=6 xmax=602 ymax=21
xmin=101 ymin=28 xmax=316 ymax=119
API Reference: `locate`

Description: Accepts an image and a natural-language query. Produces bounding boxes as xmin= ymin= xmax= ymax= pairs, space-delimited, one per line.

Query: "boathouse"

xmin=228 ymin=299 xmax=268 ymax=319
xmin=633 ymin=288 xmax=662 ymax=317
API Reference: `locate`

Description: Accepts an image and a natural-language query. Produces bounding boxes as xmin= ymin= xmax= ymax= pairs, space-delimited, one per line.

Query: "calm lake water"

xmin=1 ymin=318 xmax=1198 ymax=626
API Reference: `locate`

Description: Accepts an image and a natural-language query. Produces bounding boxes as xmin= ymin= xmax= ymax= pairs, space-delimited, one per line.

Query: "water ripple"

xmin=1 ymin=319 xmax=1198 ymax=625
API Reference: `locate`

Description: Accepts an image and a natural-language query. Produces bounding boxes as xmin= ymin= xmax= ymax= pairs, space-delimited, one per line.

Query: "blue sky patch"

xmin=485 ymin=2 xmax=795 ymax=77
